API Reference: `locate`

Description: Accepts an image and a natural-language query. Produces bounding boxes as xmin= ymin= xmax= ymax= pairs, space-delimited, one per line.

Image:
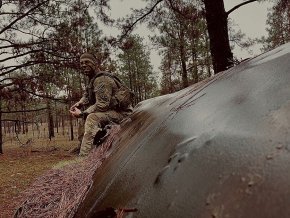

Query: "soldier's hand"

xmin=70 ymin=102 xmax=80 ymax=111
xmin=69 ymin=107 xmax=82 ymax=118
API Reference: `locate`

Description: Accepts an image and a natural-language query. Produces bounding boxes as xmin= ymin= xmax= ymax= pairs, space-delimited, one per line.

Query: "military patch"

xmin=95 ymin=83 xmax=109 ymax=101
xmin=95 ymin=83 xmax=105 ymax=93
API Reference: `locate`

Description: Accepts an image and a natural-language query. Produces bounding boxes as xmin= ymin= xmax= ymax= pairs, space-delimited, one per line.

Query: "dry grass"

xmin=0 ymin=126 xmax=79 ymax=218
xmin=12 ymin=125 xmax=121 ymax=218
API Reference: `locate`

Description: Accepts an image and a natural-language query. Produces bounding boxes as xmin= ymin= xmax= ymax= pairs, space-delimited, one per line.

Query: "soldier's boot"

xmin=93 ymin=123 xmax=117 ymax=147
xmin=93 ymin=128 xmax=107 ymax=146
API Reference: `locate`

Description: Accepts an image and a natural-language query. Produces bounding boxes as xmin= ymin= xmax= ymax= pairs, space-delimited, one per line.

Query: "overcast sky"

xmin=101 ymin=0 xmax=273 ymax=71
xmin=2 ymin=1 xmax=273 ymax=72
xmin=224 ymin=0 xmax=272 ymax=57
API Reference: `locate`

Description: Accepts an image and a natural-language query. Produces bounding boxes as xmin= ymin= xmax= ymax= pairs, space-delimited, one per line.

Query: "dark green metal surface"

xmin=75 ymin=43 xmax=290 ymax=218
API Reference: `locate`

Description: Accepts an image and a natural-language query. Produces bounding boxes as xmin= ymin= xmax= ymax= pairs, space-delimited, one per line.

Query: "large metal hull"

xmin=75 ymin=43 xmax=290 ymax=218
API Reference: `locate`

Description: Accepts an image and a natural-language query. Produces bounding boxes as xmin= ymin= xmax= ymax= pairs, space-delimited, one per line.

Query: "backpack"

xmin=94 ymin=72 xmax=135 ymax=110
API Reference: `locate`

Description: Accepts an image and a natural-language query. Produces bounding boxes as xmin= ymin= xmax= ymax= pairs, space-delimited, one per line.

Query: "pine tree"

xmin=117 ymin=35 xmax=158 ymax=104
xmin=260 ymin=0 xmax=290 ymax=51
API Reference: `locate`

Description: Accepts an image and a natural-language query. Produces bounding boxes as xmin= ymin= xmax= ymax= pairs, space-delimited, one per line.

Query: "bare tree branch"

xmin=0 ymin=51 xmax=9 ymax=55
xmin=0 ymin=63 xmax=36 ymax=78
xmin=0 ymin=38 xmax=15 ymax=44
xmin=0 ymin=48 xmax=76 ymax=64
xmin=0 ymin=82 xmax=14 ymax=89
xmin=0 ymin=58 xmax=76 ymax=77
xmin=2 ymin=107 xmax=48 ymax=113
xmin=0 ymin=49 xmax=42 ymax=63
xmin=0 ymin=75 xmax=39 ymax=84
xmin=20 ymin=88 xmax=71 ymax=103
xmin=27 ymin=15 xmax=58 ymax=28
xmin=9 ymin=27 xmax=46 ymax=39
xmin=0 ymin=39 xmax=49 ymax=50
xmin=0 ymin=0 xmax=49 ymax=35
xmin=167 ymin=0 xmax=188 ymax=18
xmin=226 ymin=0 xmax=258 ymax=16
xmin=0 ymin=12 xmax=23 ymax=16
xmin=120 ymin=0 xmax=164 ymax=41
xmin=0 ymin=60 xmax=60 ymax=77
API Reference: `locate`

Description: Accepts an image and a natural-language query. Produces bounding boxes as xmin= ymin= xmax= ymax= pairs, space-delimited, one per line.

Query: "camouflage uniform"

xmin=78 ymin=73 xmax=131 ymax=156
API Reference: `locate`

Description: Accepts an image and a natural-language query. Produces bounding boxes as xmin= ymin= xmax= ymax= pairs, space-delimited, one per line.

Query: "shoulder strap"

xmin=95 ymin=71 xmax=122 ymax=84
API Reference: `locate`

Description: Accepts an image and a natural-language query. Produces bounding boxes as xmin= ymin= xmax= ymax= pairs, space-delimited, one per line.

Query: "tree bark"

xmin=191 ymin=46 xmax=198 ymax=84
xmin=69 ymin=113 xmax=74 ymax=141
xmin=203 ymin=0 xmax=233 ymax=74
xmin=54 ymin=101 xmax=59 ymax=133
xmin=62 ymin=112 xmax=65 ymax=136
xmin=179 ymin=25 xmax=189 ymax=87
xmin=0 ymin=96 xmax=3 ymax=154
xmin=47 ymin=101 xmax=55 ymax=140
xmin=22 ymin=106 xmax=26 ymax=134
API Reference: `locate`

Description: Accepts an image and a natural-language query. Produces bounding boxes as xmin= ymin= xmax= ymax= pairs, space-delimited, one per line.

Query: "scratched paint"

xmin=75 ymin=42 xmax=290 ymax=218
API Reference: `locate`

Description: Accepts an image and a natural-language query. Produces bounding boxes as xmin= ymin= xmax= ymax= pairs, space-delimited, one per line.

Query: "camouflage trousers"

xmin=78 ymin=111 xmax=124 ymax=156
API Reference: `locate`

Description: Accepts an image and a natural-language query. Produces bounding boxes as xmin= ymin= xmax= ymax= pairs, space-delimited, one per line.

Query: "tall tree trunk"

xmin=17 ymin=119 xmax=21 ymax=134
xmin=203 ymin=0 xmax=233 ymax=74
xmin=127 ymin=55 xmax=133 ymax=91
xmin=69 ymin=113 xmax=74 ymax=141
xmin=205 ymin=36 xmax=212 ymax=77
xmin=191 ymin=47 xmax=198 ymax=84
xmin=47 ymin=101 xmax=55 ymax=140
xmin=67 ymin=82 xmax=74 ymax=141
xmin=3 ymin=120 xmax=6 ymax=134
xmin=54 ymin=101 xmax=59 ymax=133
xmin=14 ymin=122 xmax=17 ymax=134
xmin=62 ymin=112 xmax=65 ymax=136
xmin=0 ymin=96 xmax=3 ymax=154
xmin=22 ymin=105 xmax=25 ymax=134
xmin=179 ymin=25 xmax=189 ymax=88
xmin=32 ymin=117 xmax=34 ymax=137
xmin=144 ymin=82 xmax=147 ymax=99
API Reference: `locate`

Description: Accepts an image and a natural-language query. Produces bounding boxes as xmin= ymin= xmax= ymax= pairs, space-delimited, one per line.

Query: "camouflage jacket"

xmin=79 ymin=72 xmax=132 ymax=114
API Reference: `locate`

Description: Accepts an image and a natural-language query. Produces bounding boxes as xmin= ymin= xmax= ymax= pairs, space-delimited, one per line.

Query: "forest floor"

xmin=0 ymin=132 xmax=79 ymax=218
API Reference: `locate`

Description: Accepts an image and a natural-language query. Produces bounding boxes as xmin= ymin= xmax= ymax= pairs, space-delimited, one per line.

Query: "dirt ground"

xmin=0 ymin=132 xmax=78 ymax=218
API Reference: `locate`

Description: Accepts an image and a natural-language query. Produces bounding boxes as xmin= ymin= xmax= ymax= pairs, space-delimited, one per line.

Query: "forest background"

xmin=0 ymin=0 xmax=289 ymax=154
xmin=0 ymin=0 xmax=289 ymax=216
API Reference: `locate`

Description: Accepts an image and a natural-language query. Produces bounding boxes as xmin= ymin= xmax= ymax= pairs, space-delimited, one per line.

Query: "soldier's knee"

xmin=86 ymin=113 xmax=97 ymax=121
xmin=85 ymin=113 xmax=103 ymax=129
xmin=83 ymin=131 xmax=95 ymax=139
xmin=86 ymin=113 xmax=105 ymax=123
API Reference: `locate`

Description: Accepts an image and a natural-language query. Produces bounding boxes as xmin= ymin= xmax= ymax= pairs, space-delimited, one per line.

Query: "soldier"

xmin=70 ymin=52 xmax=132 ymax=156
